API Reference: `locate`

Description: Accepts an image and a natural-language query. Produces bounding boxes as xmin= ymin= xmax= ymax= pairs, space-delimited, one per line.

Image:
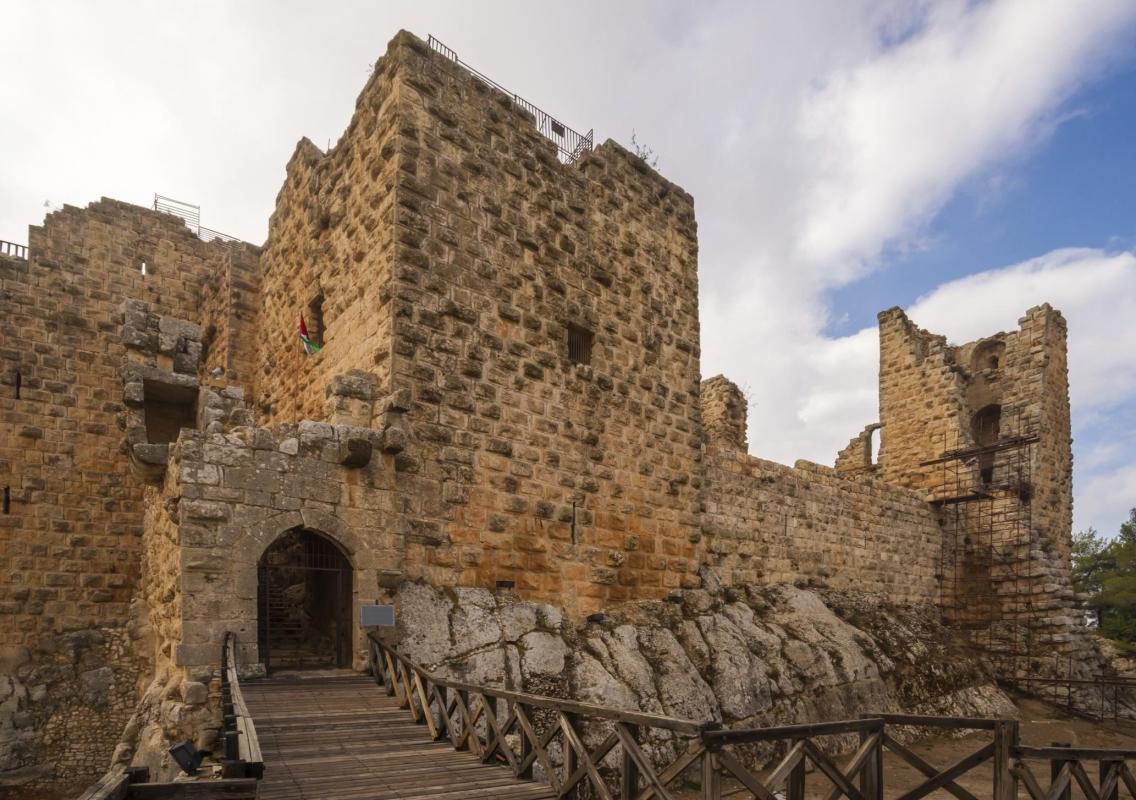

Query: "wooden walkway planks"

xmin=242 ymin=674 xmax=556 ymax=800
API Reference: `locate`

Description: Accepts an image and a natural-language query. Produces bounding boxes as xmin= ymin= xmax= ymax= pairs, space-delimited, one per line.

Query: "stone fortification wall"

xmin=875 ymin=304 xmax=1072 ymax=531
xmin=254 ymin=62 xmax=402 ymax=423
xmin=697 ymin=375 xmax=939 ymax=604
xmin=255 ymin=32 xmax=705 ymax=614
xmin=700 ymin=375 xmax=748 ymax=450
xmin=154 ymin=414 xmax=409 ymax=671
xmin=834 ymin=423 xmax=881 ymax=476
xmin=702 ymin=448 xmax=941 ymax=603
xmin=392 ymin=35 xmax=704 ymax=611
xmin=198 ymin=245 xmax=261 ymax=391
xmin=875 ymin=307 xmax=965 ymax=493
xmin=0 ymin=201 xmax=249 ymax=797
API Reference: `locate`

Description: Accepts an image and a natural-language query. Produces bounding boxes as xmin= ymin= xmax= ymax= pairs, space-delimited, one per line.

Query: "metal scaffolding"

xmin=923 ymin=408 xmax=1038 ymax=679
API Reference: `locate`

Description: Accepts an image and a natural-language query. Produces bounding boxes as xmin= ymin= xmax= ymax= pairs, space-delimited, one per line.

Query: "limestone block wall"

xmin=702 ymin=447 xmax=942 ymax=603
xmin=254 ymin=65 xmax=402 ymax=422
xmin=251 ymin=31 xmax=706 ymax=613
xmin=875 ymin=307 xmax=967 ymax=493
xmin=153 ymin=416 xmax=415 ymax=670
xmin=384 ymin=33 xmax=704 ymax=613
xmin=834 ymin=423 xmax=881 ymax=476
xmin=0 ymin=201 xmax=242 ymax=797
xmin=876 ymin=304 xmax=1072 ymax=532
xmin=701 ymin=375 xmax=748 ymax=450
xmin=872 ymin=304 xmax=1083 ymax=670
xmin=198 ymin=245 xmax=261 ymax=390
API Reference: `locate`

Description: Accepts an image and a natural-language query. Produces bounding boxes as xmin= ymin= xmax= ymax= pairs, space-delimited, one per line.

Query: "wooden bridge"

xmin=81 ymin=630 xmax=1136 ymax=799
xmin=242 ymin=673 xmax=555 ymax=799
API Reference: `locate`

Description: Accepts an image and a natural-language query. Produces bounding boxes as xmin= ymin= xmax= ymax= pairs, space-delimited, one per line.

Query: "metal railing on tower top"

xmin=153 ymin=194 xmax=241 ymax=244
xmin=427 ymin=34 xmax=593 ymax=165
xmin=0 ymin=240 xmax=28 ymax=259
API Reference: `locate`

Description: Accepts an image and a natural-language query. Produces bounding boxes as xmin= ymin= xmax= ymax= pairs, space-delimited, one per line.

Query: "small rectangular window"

xmin=567 ymin=324 xmax=593 ymax=366
xmin=143 ymin=380 xmax=198 ymax=444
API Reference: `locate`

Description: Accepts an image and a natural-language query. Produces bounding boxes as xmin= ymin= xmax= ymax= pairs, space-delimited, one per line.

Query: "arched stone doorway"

xmin=256 ymin=528 xmax=352 ymax=671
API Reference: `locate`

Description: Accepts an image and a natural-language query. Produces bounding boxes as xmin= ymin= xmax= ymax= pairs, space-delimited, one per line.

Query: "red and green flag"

xmin=298 ymin=313 xmax=321 ymax=355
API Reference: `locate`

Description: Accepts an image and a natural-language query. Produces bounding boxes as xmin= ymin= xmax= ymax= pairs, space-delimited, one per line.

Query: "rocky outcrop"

xmin=388 ymin=574 xmax=1016 ymax=764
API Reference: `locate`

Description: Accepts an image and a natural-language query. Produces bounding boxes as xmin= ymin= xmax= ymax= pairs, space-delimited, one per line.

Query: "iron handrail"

xmin=426 ymin=34 xmax=593 ymax=165
xmin=153 ymin=194 xmax=241 ymax=245
xmin=0 ymin=240 xmax=28 ymax=259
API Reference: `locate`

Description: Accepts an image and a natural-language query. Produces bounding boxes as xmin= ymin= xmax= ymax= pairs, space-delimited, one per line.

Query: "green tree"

xmin=1072 ymin=527 xmax=1111 ymax=599
xmin=1077 ymin=508 xmax=1136 ymax=641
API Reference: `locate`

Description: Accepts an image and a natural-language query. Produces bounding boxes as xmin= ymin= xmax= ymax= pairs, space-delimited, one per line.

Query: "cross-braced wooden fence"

xmin=368 ymin=633 xmax=1136 ymax=800
xmin=1015 ymin=744 xmax=1136 ymax=800
xmin=369 ymin=633 xmax=715 ymax=798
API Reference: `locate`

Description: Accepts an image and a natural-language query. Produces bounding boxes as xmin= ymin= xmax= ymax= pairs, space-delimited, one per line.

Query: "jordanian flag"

xmin=298 ymin=313 xmax=321 ymax=355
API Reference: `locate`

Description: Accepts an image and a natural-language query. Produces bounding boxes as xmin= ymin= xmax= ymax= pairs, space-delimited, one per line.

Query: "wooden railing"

xmin=701 ymin=713 xmax=1016 ymax=800
xmin=220 ymin=632 xmax=263 ymax=779
xmin=368 ymin=632 xmax=1136 ymax=799
xmin=76 ymin=766 xmax=130 ymax=800
xmin=1015 ymin=744 xmax=1136 ymax=800
xmin=368 ymin=632 xmax=717 ymax=799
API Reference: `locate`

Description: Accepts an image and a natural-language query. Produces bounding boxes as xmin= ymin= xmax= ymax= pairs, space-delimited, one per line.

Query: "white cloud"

xmin=1078 ymin=464 xmax=1136 ymax=537
xmin=903 ymin=249 xmax=1136 ymax=410
xmin=796 ymin=0 xmax=1135 ymax=275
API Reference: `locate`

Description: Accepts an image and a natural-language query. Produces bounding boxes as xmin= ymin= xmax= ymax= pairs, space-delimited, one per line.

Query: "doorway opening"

xmin=257 ymin=528 xmax=352 ymax=671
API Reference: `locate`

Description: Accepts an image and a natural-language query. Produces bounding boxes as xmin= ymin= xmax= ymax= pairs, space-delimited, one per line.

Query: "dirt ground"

xmin=674 ymin=698 xmax=1136 ymax=799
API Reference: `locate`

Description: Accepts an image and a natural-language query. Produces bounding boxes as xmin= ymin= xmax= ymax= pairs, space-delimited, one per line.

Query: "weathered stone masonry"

xmin=0 ymin=200 xmax=258 ymax=796
xmin=699 ymin=376 xmax=941 ymax=603
xmin=254 ymin=32 xmax=705 ymax=611
xmin=0 ymin=28 xmax=1097 ymax=798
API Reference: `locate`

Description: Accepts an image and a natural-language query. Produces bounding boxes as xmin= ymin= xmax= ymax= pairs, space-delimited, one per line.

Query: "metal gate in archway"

xmin=256 ymin=528 xmax=352 ymax=672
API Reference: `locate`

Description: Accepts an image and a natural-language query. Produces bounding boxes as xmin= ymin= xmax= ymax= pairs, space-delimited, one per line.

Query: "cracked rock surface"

xmin=390 ymin=576 xmax=1016 ymax=765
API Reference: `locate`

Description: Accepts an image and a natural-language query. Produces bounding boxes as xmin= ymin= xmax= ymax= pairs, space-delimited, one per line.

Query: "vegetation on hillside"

xmin=1073 ymin=507 xmax=1136 ymax=643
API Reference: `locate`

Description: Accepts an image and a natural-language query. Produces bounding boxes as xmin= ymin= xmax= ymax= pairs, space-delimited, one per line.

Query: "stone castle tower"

xmin=837 ymin=305 xmax=1081 ymax=676
xmin=0 ymin=30 xmax=1095 ymax=799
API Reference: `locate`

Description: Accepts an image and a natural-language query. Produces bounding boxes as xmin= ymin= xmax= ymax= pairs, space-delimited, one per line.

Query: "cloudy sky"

xmin=3 ymin=0 xmax=1135 ymax=535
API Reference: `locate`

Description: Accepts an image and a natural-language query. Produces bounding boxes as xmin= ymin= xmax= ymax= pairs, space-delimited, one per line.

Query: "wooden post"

xmin=518 ymin=702 xmax=533 ymax=780
xmin=701 ymin=748 xmax=720 ymax=800
xmin=435 ymin=684 xmax=449 ymax=742
xmin=621 ymin=723 xmax=640 ymax=799
xmin=224 ymin=731 xmax=239 ymax=761
xmin=1051 ymin=742 xmax=1072 ymax=800
xmin=993 ymin=720 xmax=1018 ymax=800
xmin=564 ymin=712 xmax=580 ymax=799
xmin=790 ymin=740 xmax=808 ymax=800
xmin=458 ymin=690 xmax=471 ymax=751
xmin=860 ymin=726 xmax=882 ymax=800
xmin=1102 ymin=758 xmax=1121 ymax=800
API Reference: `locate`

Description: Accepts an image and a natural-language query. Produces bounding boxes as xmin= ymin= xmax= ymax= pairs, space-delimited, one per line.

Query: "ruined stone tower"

xmin=838 ymin=305 xmax=1082 ymax=677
